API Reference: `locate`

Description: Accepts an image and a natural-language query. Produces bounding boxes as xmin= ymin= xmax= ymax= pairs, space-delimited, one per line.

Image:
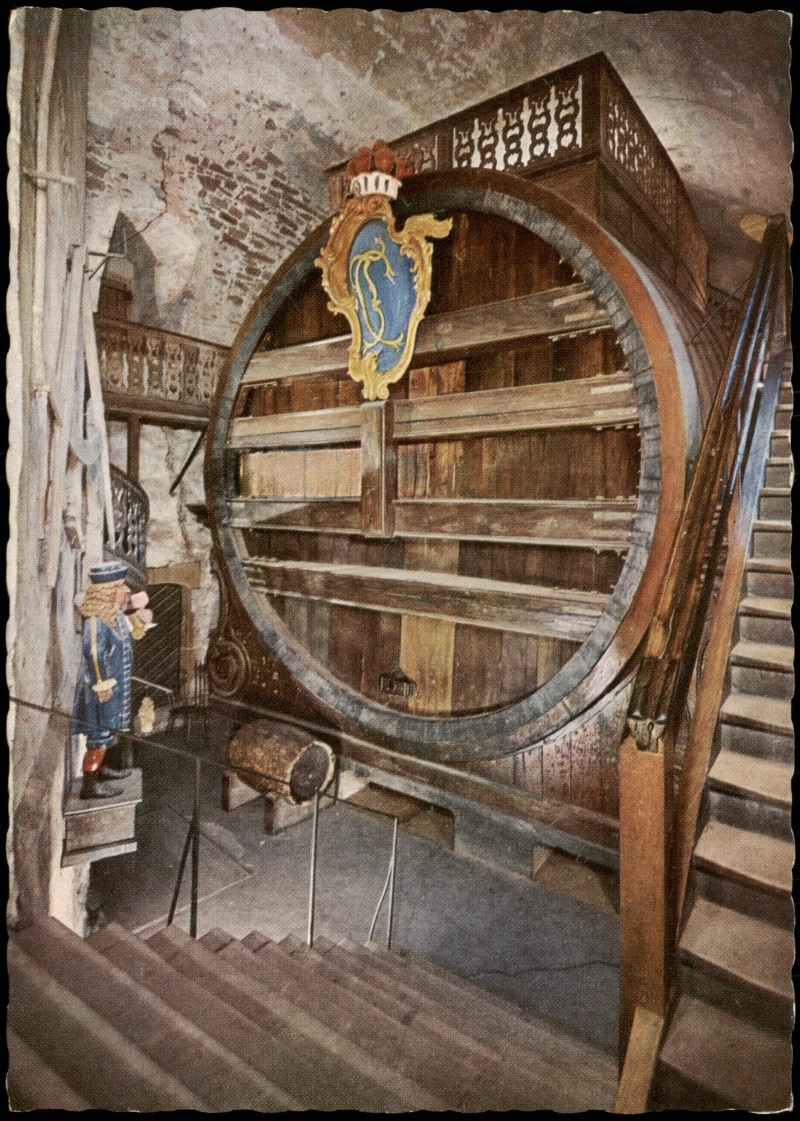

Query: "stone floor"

xmin=89 ymin=732 xmax=621 ymax=1054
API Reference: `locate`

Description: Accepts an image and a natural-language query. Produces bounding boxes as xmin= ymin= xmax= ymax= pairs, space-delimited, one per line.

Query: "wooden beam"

xmin=228 ymin=497 xmax=361 ymax=534
xmin=228 ymin=372 xmax=637 ymax=450
xmin=227 ymin=496 xmax=635 ymax=550
xmin=618 ymin=731 xmax=672 ymax=1058
xmin=360 ymin=401 xmax=395 ymax=537
xmin=127 ymin=416 xmax=141 ymax=482
xmin=242 ymin=283 xmax=610 ymax=386
xmin=104 ymin=393 xmax=209 ymax=427
xmin=394 ymin=498 xmax=635 ymax=548
xmin=243 ymin=558 xmax=608 ymax=641
xmin=395 ymin=372 xmax=636 ymax=441
xmin=614 ymin=1005 xmax=665 ymax=1113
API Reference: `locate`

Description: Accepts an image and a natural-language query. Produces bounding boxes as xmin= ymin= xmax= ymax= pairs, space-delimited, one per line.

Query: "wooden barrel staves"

xmin=206 ymin=168 xmax=726 ymax=762
xmin=225 ymin=719 xmax=335 ymax=804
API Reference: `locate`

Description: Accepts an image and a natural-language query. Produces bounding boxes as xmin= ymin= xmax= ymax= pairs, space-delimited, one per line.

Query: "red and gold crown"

xmin=346 ymin=140 xmax=416 ymax=200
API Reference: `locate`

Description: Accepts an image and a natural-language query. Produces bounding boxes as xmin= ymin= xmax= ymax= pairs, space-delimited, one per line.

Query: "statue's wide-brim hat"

xmin=88 ymin=561 xmax=128 ymax=584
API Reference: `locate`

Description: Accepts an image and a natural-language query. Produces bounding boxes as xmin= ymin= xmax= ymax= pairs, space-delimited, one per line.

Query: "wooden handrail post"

xmin=618 ymin=723 xmax=673 ymax=1064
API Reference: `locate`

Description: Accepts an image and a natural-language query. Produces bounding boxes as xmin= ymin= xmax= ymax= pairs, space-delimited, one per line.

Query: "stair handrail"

xmin=627 ymin=215 xmax=789 ymax=750
xmin=616 ymin=214 xmax=789 ymax=1106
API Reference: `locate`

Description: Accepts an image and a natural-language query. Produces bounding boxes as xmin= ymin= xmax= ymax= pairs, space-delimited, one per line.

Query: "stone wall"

xmin=85 ymin=10 xmax=791 ymax=334
xmin=84 ymin=8 xmax=421 ymax=345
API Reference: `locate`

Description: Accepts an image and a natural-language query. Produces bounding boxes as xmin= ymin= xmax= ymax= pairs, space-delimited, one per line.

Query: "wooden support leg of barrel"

xmin=264 ymin=797 xmax=317 ymax=835
xmin=618 ymin=731 xmax=671 ymax=1068
xmin=222 ymin=769 xmax=262 ymax=812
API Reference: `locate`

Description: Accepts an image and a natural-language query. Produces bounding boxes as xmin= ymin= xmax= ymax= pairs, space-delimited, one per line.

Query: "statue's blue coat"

xmin=72 ymin=613 xmax=134 ymax=746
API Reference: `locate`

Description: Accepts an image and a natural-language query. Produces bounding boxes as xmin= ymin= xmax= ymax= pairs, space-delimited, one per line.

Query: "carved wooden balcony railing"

xmin=105 ymin=464 xmax=150 ymax=587
xmin=95 ymin=317 xmax=229 ymax=428
xmin=327 ymin=52 xmax=707 ymax=312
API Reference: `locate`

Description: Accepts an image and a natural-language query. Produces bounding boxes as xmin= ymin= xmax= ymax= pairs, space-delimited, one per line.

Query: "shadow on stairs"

xmin=8 ymin=916 xmax=617 ymax=1111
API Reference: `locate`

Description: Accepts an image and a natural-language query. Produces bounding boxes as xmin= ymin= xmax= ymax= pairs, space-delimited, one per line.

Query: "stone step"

xmin=233 ymin=935 xmax=494 ymax=1109
xmin=739 ymin=564 xmax=793 ymax=600
xmin=719 ymin=717 xmax=795 ymax=765
xmin=268 ymin=936 xmax=434 ymax=1034
xmin=8 ymin=933 xmax=206 ymax=1111
xmin=706 ymin=785 xmax=792 ymax=841
xmin=659 ymin=994 xmax=792 ymax=1112
xmin=770 ymin=430 xmax=790 ymax=457
xmin=327 ymin=932 xmax=614 ymax=1107
xmin=680 ymin=897 xmax=794 ymax=1008
xmin=751 ymin=520 xmax=791 ymax=560
xmin=282 ymin=933 xmax=615 ymax=1112
xmin=778 ymin=381 xmax=793 ymax=406
xmin=358 ymin=937 xmax=618 ymax=1107
xmin=15 ymin=916 xmax=293 ymax=1112
xmin=758 ymin=486 xmax=791 ymax=520
xmin=708 ymin=746 xmax=792 ymax=809
xmin=719 ymin=691 xmax=792 ymax=739
xmin=737 ymin=594 xmax=792 ymax=644
xmin=762 ymin=456 xmax=791 ymax=487
xmin=90 ymin=922 xmax=368 ymax=1111
xmin=730 ymin=637 xmax=793 ymax=672
xmin=693 ymin=818 xmax=793 ymax=898
xmin=271 ymin=938 xmax=544 ymax=1112
xmin=146 ymin=924 xmax=442 ymax=1112
xmin=7 ymin=1028 xmax=93 ymax=1111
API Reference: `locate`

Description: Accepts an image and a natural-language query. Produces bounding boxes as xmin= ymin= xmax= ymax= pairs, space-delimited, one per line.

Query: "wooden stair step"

xmin=90 ymin=921 xmax=360 ymax=1111
xmin=660 ymin=994 xmax=792 ymax=1112
xmin=680 ymin=897 xmax=794 ymax=1004
xmin=708 ymin=747 xmax=792 ymax=808
xmin=238 ymin=936 xmax=494 ymax=1109
xmin=8 ymin=933 xmax=206 ymax=1111
xmin=719 ymin=692 xmax=792 ymax=737
xmin=15 ymin=917 xmax=294 ymax=1113
xmin=7 ymin=1028 xmax=93 ymax=1111
xmin=146 ymin=924 xmax=441 ymax=1111
xmin=360 ymin=939 xmax=618 ymax=1108
xmin=693 ymin=818 xmax=793 ymax=895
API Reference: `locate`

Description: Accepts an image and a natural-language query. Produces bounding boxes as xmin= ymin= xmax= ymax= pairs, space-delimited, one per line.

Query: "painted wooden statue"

xmin=72 ymin=561 xmax=153 ymax=799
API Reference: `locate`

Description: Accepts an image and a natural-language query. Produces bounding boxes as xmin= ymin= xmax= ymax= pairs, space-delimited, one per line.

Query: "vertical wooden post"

xmin=127 ymin=416 xmax=141 ymax=483
xmin=360 ymin=399 xmax=394 ymax=537
xmin=618 ymin=727 xmax=673 ymax=1063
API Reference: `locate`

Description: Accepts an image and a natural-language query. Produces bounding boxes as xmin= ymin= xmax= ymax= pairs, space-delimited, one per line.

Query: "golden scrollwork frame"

xmin=316 ymin=193 xmax=452 ymax=400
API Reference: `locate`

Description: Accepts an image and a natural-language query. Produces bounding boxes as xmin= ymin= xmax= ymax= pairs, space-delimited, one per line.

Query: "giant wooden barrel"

xmin=206 ymin=170 xmax=724 ymax=763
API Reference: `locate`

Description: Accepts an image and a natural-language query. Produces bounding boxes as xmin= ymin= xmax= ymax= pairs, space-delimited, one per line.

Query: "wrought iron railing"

xmin=326 ymin=52 xmax=707 ymax=309
xmin=105 ymin=465 xmax=149 ymax=587
xmin=12 ymin=694 xmax=401 ymax=948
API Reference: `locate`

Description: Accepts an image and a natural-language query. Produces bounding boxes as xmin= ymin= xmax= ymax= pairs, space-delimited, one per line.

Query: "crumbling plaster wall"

xmin=85 ymin=7 xmax=426 ymax=344
xmin=85 ymin=9 xmax=792 ymax=341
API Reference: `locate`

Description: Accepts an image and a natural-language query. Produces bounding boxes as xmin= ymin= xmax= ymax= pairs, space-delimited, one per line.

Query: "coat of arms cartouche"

xmin=316 ymin=141 xmax=452 ymax=401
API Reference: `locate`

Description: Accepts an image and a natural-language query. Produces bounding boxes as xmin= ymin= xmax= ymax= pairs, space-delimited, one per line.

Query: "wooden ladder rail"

xmin=614 ymin=216 xmax=789 ymax=1113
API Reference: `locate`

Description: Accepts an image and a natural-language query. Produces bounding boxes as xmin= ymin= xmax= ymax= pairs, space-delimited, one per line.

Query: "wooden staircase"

xmin=8 ymin=916 xmax=618 ymax=1111
xmin=657 ymin=386 xmax=794 ymax=1112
